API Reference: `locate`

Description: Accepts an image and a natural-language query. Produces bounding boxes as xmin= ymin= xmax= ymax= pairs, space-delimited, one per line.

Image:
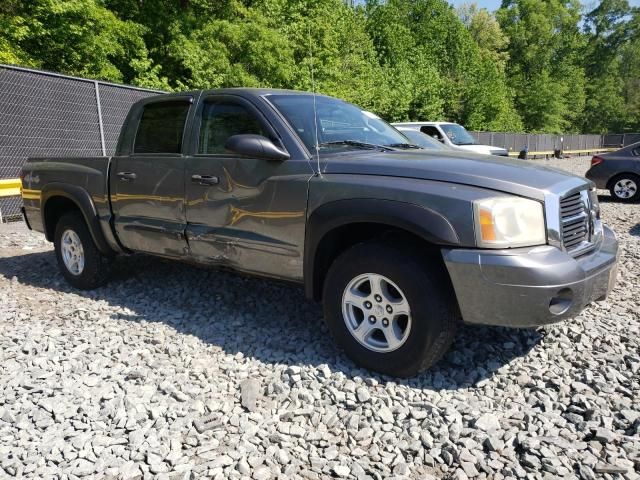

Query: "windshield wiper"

xmin=317 ymin=140 xmax=394 ymax=151
xmin=385 ymin=143 xmax=422 ymax=149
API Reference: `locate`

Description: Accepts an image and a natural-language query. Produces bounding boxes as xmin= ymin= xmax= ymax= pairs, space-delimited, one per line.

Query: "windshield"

xmin=440 ymin=124 xmax=476 ymax=146
xmin=267 ymin=94 xmax=408 ymax=152
xmin=400 ymin=129 xmax=448 ymax=150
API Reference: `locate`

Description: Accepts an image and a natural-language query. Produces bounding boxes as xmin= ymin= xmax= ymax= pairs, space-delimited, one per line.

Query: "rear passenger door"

xmin=111 ymin=97 xmax=193 ymax=257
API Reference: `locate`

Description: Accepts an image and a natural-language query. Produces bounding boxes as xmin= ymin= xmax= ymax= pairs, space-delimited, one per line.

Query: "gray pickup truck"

xmin=21 ymin=89 xmax=619 ymax=377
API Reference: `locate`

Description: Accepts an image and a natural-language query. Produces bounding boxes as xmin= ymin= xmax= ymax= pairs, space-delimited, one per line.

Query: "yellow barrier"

xmin=0 ymin=178 xmax=21 ymax=198
xmin=563 ymin=148 xmax=620 ymax=154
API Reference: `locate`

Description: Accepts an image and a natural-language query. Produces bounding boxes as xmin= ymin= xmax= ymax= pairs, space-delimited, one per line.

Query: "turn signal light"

xmin=591 ymin=156 xmax=604 ymax=166
xmin=478 ymin=208 xmax=497 ymax=241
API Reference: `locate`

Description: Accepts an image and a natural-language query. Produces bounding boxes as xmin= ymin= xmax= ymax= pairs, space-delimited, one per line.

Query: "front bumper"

xmin=442 ymin=225 xmax=619 ymax=327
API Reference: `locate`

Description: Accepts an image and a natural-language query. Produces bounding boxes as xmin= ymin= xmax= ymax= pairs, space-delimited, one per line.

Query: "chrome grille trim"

xmin=559 ymin=190 xmax=594 ymax=255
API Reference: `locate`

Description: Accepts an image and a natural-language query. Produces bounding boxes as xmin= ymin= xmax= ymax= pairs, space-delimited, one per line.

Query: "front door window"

xmin=199 ymin=101 xmax=265 ymax=154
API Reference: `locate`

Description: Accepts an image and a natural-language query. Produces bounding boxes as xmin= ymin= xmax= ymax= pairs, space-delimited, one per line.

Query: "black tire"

xmin=54 ymin=212 xmax=112 ymax=289
xmin=609 ymin=173 xmax=640 ymax=202
xmin=322 ymin=240 xmax=459 ymax=377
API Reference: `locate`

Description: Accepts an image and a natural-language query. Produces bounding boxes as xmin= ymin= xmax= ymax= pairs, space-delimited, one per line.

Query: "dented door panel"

xmin=185 ymin=154 xmax=312 ymax=281
xmin=111 ymin=154 xmax=187 ymax=257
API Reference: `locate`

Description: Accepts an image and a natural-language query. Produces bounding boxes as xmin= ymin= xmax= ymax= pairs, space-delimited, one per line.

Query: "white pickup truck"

xmin=393 ymin=121 xmax=509 ymax=156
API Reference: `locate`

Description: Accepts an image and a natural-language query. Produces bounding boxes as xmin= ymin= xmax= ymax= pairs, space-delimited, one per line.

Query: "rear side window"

xmin=199 ymin=101 xmax=265 ymax=154
xmin=420 ymin=126 xmax=442 ymax=139
xmin=134 ymin=100 xmax=191 ymax=154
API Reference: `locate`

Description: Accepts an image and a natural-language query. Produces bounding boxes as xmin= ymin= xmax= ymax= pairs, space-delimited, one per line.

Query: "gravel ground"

xmin=0 ymin=156 xmax=638 ymax=480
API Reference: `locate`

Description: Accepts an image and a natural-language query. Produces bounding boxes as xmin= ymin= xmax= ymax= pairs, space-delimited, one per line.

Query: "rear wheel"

xmin=54 ymin=212 xmax=112 ymax=289
xmin=322 ymin=240 xmax=459 ymax=377
xmin=609 ymin=173 xmax=640 ymax=202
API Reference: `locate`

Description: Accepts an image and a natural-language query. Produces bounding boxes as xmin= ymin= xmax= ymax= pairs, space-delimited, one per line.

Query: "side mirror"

xmin=225 ymin=134 xmax=290 ymax=161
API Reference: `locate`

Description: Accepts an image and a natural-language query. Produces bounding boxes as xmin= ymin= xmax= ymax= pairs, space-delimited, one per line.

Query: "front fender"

xmin=304 ymin=198 xmax=461 ymax=299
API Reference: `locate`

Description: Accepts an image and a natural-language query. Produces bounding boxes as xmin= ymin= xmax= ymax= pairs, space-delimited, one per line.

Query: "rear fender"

xmin=41 ymin=183 xmax=114 ymax=255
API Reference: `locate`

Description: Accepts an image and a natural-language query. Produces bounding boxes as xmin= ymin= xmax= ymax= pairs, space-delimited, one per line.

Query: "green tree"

xmin=582 ymin=0 xmax=637 ymax=132
xmin=256 ymin=0 xmax=385 ymax=110
xmin=164 ymin=14 xmax=296 ymax=89
xmin=366 ymin=0 xmax=521 ymax=130
xmin=497 ymin=0 xmax=585 ymax=133
xmin=457 ymin=3 xmax=509 ymax=69
xmin=104 ymin=0 xmax=247 ymax=89
xmin=105 ymin=0 xmax=386 ymax=110
xmin=619 ymin=36 xmax=640 ymax=131
xmin=0 ymin=0 xmax=167 ymax=88
xmin=5 ymin=0 xmax=639 ymax=135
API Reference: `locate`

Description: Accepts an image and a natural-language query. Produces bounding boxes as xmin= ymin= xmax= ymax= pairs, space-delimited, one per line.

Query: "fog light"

xmin=549 ymin=288 xmax=573 ymax=315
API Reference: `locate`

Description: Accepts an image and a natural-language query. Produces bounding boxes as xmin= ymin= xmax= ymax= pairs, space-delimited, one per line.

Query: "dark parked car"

xmin=586 ymin=142 xmax=640 ymax=202
xmin=21 ymin=89 xmax=618 ymax=377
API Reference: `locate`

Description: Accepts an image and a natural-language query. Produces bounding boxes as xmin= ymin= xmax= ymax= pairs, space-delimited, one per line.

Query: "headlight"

xmin=474 ymin=196 xmax=546 ymax=248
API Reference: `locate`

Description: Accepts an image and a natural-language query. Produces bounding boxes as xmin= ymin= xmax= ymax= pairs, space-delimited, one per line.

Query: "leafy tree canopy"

xmin=0 ymin=0 xmax=638 ymax=133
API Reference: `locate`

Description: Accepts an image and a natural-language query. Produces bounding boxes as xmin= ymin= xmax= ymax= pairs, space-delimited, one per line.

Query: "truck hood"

xmin=321 ymin=150 xmax=589 ymax=200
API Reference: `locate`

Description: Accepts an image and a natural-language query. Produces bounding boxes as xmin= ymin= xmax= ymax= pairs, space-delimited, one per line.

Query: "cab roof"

xmin=151 ymin=87 xmax=325 ymax=100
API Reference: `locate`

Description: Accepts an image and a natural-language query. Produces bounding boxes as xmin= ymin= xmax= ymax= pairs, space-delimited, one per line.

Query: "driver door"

xmin=184 ymin=95 xmax=310 ymax=281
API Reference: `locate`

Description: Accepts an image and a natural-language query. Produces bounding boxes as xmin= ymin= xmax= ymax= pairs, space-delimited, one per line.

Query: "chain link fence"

xmin=0 ymin=64 xmax=161 ymax=220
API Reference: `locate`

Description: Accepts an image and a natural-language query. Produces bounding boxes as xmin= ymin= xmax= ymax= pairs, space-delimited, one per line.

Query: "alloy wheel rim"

xmin=341 ymin=273 xmax=412 ymax=353
xmin=614 ymin=178 xmax=637 ymax=199
xmin=61 ymin=229 xmax=85 ymax=275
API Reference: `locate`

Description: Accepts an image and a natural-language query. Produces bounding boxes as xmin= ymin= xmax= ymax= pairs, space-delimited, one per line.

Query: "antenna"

xmin=308 ymin=24 xmax=322 ymax=177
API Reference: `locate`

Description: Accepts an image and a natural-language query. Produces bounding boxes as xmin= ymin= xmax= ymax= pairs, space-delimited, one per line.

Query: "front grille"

xmin=560 ymin=191 xmax=591 ymax=252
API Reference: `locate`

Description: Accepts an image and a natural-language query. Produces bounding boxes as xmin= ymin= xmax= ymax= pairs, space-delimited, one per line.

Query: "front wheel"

xmin=322 ymin=240 xmax=459 ymax=377
xmin=609 ymin=174 xmax=640 ymax=202
xmin=54 ymin=212 xmax=112 ymax=289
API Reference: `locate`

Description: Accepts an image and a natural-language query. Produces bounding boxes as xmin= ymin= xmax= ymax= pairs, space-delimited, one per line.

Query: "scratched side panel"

xmin=185 ymin=156 xmax=312 ymax=281
xmin=110 ymin=154 xmax=187 ymax=257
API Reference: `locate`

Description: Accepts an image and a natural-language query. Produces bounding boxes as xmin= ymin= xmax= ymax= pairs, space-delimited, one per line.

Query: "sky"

xmin=448 ymin=0 xmax=640 ymax=10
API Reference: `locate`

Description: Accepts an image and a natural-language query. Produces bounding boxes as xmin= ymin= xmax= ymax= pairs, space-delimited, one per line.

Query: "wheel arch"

xmin=42 ymin=183 xmax=113 ymax=255
xmin=304 ymin=199 xmax=460 ymax=301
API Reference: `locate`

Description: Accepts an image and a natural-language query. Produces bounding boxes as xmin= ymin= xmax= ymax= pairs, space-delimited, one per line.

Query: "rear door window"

xmin=134 ymin=100 xmax=191 ymax=154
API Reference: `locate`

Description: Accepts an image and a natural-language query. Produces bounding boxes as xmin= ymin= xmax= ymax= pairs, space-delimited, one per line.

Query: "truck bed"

xmin=21 ymin=156 xmax=114 ymax=242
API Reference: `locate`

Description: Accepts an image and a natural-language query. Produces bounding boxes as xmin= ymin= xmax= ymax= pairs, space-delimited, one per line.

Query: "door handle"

xmin=117 ymin=172 xmax=137 ymax=181
xmin=191 ymin=174 xmax=219 ymax=186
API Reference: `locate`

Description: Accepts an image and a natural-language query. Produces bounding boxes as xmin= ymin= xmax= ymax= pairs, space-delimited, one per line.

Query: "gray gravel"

xmin=0 ymin=156 xmax=639 ymax=479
